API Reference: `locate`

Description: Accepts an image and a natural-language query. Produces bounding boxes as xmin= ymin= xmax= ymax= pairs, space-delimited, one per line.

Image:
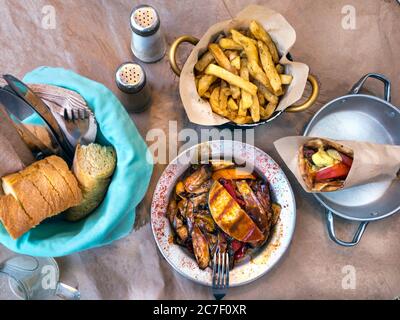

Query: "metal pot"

xmin=169 ymin=35 xmax=319 ymax=127
xmin=304 ymin=73 xmax=400 ymax=247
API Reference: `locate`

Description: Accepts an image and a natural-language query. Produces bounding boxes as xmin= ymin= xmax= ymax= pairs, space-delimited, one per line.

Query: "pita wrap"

xmin=298 ymin=138 xmax=353 ymax=192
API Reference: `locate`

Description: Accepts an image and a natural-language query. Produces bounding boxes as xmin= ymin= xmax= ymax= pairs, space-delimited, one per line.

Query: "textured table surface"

xmin=0 ymin=0 xmax=399 ymax=299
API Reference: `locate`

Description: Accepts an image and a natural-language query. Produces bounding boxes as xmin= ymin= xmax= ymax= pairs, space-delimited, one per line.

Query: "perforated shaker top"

xmin=130 ymin=5 xmax=160 ymax=36
xmin=115 ymin=63 xmax=146 ymax=94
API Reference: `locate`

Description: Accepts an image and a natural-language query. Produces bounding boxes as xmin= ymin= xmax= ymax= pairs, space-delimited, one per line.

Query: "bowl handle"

xmin=169 ymin=35 xmax=200 ymax=77
xmin=285 ymin=74 xmax=319 ymax=113
xmin=350 ymin=73 xmax=391 ymax=102
xmin=325 ymin=210 xmax=369 ymax=247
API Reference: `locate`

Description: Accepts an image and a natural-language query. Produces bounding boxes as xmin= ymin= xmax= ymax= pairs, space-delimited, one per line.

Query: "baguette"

xmin=66 ymin=144 xmax=116 ymax=221
xmin=0 ymin=195 xmax=32 ymax=239
xmin=1 ymin=156 xmax=82 ymax=238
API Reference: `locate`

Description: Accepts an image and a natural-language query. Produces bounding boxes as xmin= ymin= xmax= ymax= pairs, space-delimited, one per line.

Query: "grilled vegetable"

xmin=210 ymin=159 xmax=235 ymax=171
xmin=184 ymin=166 xmax=211 ymax=193
xmin=208 ymin=181 xmax=264 ymax=243
xmin=236 ymin=180 xmax=270 ymax=236
xmin=195 ymin=212 xmax=216 ymax=233
xmin=271 ymin=203 xmax=281 ymax=226
xmin=192 ymin=226 xmax=210 ymax=269
xmin=212 ymin=168 xmax=256 ymax=181
xmin=315 ymin=163 xmax=351 ymax=181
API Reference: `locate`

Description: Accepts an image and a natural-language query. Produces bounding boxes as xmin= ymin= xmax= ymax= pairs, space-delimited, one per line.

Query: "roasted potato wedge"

xmin=208 ymin=181 xmax=264 ymax=243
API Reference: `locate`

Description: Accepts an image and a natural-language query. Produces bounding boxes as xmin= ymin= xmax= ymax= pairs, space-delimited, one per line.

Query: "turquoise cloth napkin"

xmin=0 ymin=67 xmax=153 ymax=257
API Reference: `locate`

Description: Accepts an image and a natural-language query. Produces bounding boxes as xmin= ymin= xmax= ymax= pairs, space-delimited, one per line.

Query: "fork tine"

xmin=218 ymin=251 xmax=222 ymax=288
xmin=212 ymin=250 xmax=217 ymax=288
xmin=74 ymin=109 xmax=80 ymax=121
xmin=225 ymin=253 xmax=230 ymax=288
xmin=68 ymin=108 xmax=74 ymax=121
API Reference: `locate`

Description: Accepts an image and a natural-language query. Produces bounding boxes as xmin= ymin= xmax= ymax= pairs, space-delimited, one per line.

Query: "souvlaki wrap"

xmin=274 ymin=136 xmax=400 ymax=192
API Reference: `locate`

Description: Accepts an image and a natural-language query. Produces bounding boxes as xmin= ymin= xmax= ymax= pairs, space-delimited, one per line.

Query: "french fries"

xmin=197 ymin=75 xmax=217 ymax=97
xmin=257 ymin=40 xmax=282 ymax=93
xmin=239 ymin=60 xmax=253 ymax=116
xmin=208 ymin=43 xmax=237 ymax=74
xmin=194 ymin=20 xmax=294 ymax=125
xmin=195 ymin=51 xmax=215 ymax=72
xmin=205 ymin=64 xmax=258 ymax=96
xmin=249 ymin=93 xmax=261 ymax=123
xmin=249 ymin=20 xmax=279 ymax=64
xmin=231 ymin=56 xmax=241 ymax=70
xmin=280 ymin=74 xmax=293 ymax=85
xmin=219 ymin=38 xmax=242 ymax=51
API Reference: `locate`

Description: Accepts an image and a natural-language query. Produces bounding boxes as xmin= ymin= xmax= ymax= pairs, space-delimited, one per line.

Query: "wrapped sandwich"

xmin=274 ymin=136 xmax=400 ymax=193
xmin=299 ymin=138 xmax=353 ymax=192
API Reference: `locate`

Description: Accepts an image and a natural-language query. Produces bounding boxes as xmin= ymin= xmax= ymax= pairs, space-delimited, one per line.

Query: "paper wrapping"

xmin=274 ymin=136 xmax=400 ymax=192
xmin=180 ymin=5 xmax=310 ymax=126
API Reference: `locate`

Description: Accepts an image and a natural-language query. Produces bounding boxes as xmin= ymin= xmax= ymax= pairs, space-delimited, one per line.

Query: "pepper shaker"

xmin=130 ymin=5 xmax=166 ymax=63
xmin=115 ymin=62 xmax=151 ymax=113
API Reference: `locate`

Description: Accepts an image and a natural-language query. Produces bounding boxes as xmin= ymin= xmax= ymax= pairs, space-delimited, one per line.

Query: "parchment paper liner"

xmin=274 ymin=136 xmax=400 ymax=193
xmin=180 ymin=5 xmax=309 ymax=126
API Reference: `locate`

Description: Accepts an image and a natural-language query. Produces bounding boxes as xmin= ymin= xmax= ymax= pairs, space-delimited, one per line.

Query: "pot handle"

xmin=350 ymin=73 xmax=391 ymax=102
xmin=285 ymin=74 xmax=320 ymax=113
xmin=325 ymin=210 xmax=369 ymax=247
xmin=169 ymin=35 xmax=200 ymax=76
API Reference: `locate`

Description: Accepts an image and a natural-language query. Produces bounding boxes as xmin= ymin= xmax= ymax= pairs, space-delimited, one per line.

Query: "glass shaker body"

xmin=130 ymin=5 xmax=166 ymax=63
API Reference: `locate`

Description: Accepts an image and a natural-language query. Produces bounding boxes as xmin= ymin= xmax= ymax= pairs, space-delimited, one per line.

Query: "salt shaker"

xmin=115 ymin=62 xmax=151 ymax=113
xmin=130 ymin=5 xmax=166 ymax=63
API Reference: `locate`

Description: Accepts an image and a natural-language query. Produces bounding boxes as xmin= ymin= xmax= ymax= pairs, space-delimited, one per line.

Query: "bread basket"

xmin=0 ymin=67 xmax=153 ymax=257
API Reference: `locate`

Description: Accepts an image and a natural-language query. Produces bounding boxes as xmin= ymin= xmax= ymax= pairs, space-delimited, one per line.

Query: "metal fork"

xmin=63 ymin=107 xmax=90 ymax=121
xmin=212 ymin=250 xmax=229 ymax=300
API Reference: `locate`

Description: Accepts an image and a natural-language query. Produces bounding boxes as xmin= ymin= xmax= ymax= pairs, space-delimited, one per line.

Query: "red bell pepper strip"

xmin=339 ymin=152 xmax=353 ymax=168
xmin=315 ymin=163 xmax=351 ymax=181
xmin=219 ymin=179 xmax=246 ymax=207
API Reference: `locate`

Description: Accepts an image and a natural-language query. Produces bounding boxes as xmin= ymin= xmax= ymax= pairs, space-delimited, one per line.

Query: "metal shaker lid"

xmin=115 ymin=62 xmax=146 ymax=94
xmin=130 ymin=5 xmax=160 ymax=37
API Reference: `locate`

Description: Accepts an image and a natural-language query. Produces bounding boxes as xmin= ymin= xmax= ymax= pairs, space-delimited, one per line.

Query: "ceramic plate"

xmin=151 ymin=140 xmax=296 ymax=287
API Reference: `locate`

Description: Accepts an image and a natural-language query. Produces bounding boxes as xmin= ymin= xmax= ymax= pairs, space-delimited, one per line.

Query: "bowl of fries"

xmin=169 ymin=5 xmax=319 ymax=127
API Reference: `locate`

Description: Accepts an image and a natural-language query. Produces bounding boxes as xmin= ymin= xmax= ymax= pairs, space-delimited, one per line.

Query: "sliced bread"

xmin=1 ymin=156 xmax=82 ymax=238
xmin=66 ymin=144 xmax=116 ymax=221
xmin=0 ymin=195 xmax=32 ymax=239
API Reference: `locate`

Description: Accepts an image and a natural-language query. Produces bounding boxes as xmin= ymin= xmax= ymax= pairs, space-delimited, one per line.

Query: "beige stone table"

xmin=0 ymin=0 xmax=399 ymax=299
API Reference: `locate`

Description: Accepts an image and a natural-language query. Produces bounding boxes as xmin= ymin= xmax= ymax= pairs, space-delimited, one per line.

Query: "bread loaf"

xmin=66 ymin=144 xmax=116 ymax=221
xmin=0 ymin=156 xmax=82 ymax=239
xmin=0 ymin=195 xmax=32 ymax=239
